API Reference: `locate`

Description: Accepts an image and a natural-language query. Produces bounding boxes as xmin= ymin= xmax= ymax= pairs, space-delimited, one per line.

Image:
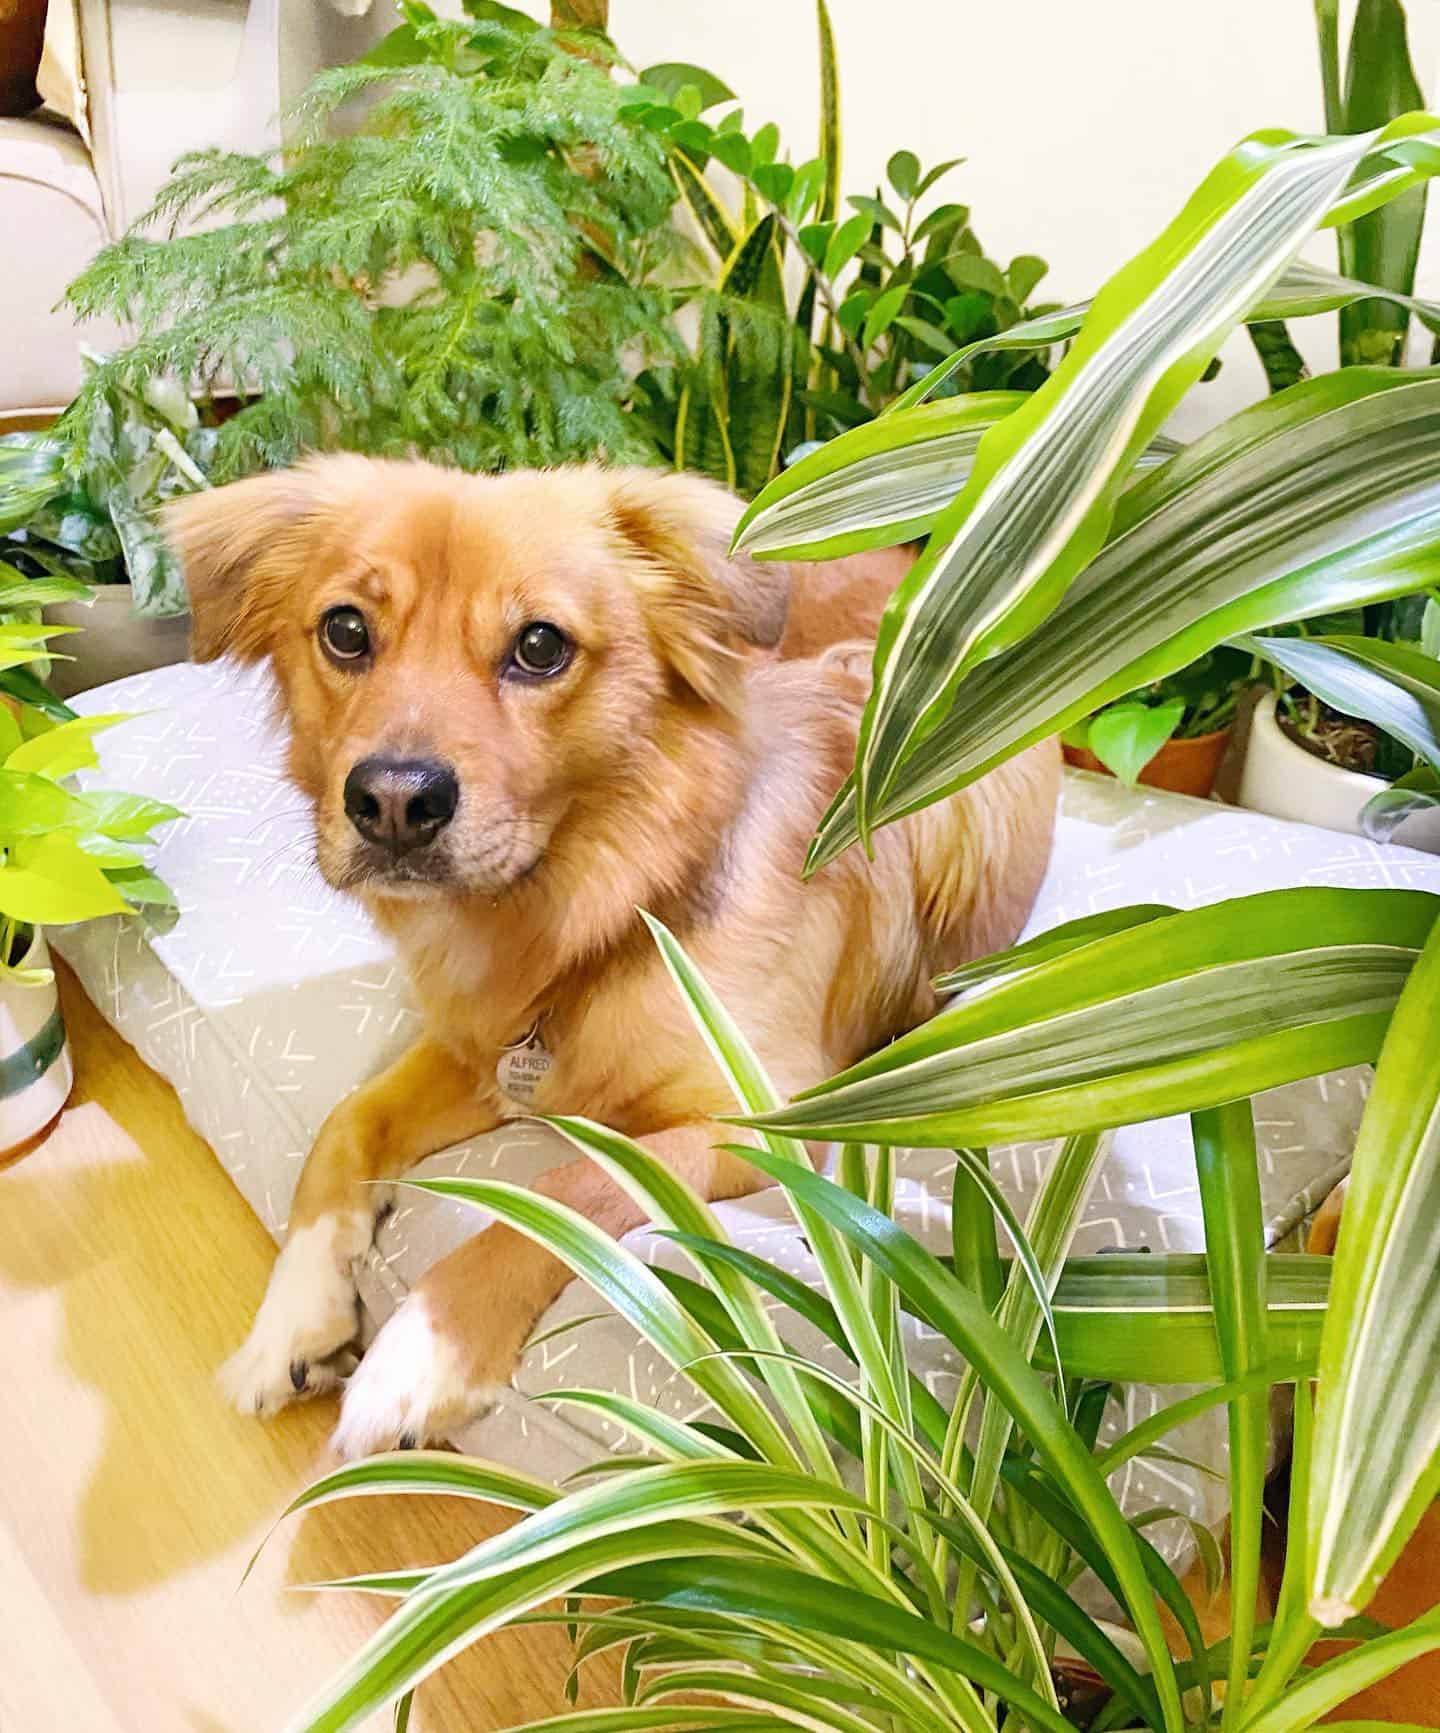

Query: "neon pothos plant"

xmin=0 ymin=568 xmax=177 ymax=976
xmin=276 ymin=119 xmax=1440 ymax=1732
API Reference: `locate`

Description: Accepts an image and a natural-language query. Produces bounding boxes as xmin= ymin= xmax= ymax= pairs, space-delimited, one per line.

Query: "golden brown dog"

xmin=166 ymin=457 xmax=1060 ymax=1457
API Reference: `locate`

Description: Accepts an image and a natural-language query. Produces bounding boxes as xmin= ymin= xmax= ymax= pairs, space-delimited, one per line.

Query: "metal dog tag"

xmin=497 ymin=1026 xmax=552 ymax=1109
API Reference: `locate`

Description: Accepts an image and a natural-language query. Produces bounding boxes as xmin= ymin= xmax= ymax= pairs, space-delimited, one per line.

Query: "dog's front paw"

xmin=330 ymin=1296 xmax=508 ymax=1459
xmin=220 ymin=1212 xmax=369 ymax=1417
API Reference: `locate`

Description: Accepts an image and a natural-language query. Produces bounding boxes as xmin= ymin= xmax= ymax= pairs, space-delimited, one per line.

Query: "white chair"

xmin=0 ymin=0 xmax=399 ymax=425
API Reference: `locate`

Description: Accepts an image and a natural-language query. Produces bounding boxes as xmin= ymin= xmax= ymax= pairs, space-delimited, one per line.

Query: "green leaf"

xmin=860 ymin=283 xmax=909 ymax=351
xmin=739 ymin=888 xmax=1438 ymax=1146
xmin=1007 ymin=254 xmax=1049 ymax=304
xmin=0 ymin=668 xmax=75 ymax=722
xmin=0 ymin=770 xmax=92 ymax=835
xmin=846 ymin=193 xmax=902 ymax=234
xmin=0 ymin=832 xmax=130 ymax=923
xmin=886 ymin=150 xmax=920 ymax=200
xmin=0 ymin=574 xmax=93 ymax=611
xmin=1190 ymin=1101 xmax=1268 ymax=1714
xmin=915 ymin=158 xmax=964 ymax=199
xmin=848 ymin=118 xmax=1440 ymax=841
xmin=639 ymin=63 xmax=736 ymax=112
xmin=1338 ymin=0 xmax=1429 ymax=367
xmin=815 ymin=0 xmax=841 ymax=224
xmin=670 ymin=151 xmax=739 ymax=260
xmin=695 ymin=1152 xmax=1185 ymax=1728
xmin=748 ymin=122 xmax=779 ymax=169
xmin=1085 ymin=699 xmax=1186 ymax=784
xmin=1305 ymin=904 xmax=1440 ymax=1625
xmin=584 ymin=1558 xmax=1081 ymax=1733
xmin=6 ymin=713 xmax=130 ymax=781
xmin=1241 ymin=631 xmax=1440 ymax=774
xmin=807 ymin=367 xmax=1440 ymax=866
xmin=0 ymin=435 xmax=66 ymax=534
xmin=822 ymin=213 xmax=872 ymax=282
xmin=73 ymin=789 xmax=182 ymax=840
xmin=1241 ymin=1606 xmax=1440 ymax=1733
xmin=933 ymin=903 xmax=1173 ymax=995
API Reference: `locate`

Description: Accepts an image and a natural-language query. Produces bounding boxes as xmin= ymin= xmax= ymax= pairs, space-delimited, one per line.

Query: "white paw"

xmin=220 ymin=1212 xmax=370 ymax=1417
xmin=331 ymin=1296 xmax=503 ymax=1459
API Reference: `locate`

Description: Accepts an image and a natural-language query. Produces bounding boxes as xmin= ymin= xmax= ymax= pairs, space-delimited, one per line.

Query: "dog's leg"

xmin=332 ymin=1124 xmax=763 ymax=1457
xmin=221 ymin=1038 xmax=497 ymax=1418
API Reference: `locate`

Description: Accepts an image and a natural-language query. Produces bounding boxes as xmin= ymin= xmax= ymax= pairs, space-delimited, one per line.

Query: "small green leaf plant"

xmin=0 ymin=362 xmax=214 ymax=619
xmin=0 ymin=573 xmax=178 ymax=978
xmin=621 ymin=12 xmax=1056 ymax=495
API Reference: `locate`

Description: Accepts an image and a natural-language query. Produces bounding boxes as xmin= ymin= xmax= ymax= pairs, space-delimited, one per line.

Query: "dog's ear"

xmin=607 ymin=470 xmax=790 ymax=706
xmin=163 ymin=456 xmax=373 ymax=661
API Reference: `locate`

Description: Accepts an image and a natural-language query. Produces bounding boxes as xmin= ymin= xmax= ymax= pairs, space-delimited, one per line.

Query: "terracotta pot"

xmin=0 ymin=927 xmax=71 ymax=1160
xmin=0 ymin=0 xmax=47 ymax=117
xmin=1063 ymin=726 xmax=1232 ymax=800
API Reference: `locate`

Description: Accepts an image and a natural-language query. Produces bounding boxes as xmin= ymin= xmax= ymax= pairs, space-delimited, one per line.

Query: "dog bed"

xmin=53 ymin=660 xmax=1440 ymax=1577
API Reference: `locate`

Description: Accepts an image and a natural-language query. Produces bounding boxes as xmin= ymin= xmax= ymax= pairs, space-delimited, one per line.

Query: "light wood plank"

xmin=0 ymin=962 xmax=618 ymax=1733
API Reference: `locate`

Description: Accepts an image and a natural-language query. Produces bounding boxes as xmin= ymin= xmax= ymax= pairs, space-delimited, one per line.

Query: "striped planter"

xmin=0 ymin=929 xmax=72 ymax=1158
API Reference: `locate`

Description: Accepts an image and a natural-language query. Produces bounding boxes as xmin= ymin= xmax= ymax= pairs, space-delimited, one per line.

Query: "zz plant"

xmin=272 ymin=105 xmax=1440 ymax=1733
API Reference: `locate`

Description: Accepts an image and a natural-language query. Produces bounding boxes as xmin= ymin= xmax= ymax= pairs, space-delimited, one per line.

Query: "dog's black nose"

xmin=343 ymin=756 xmax=459 ymax=852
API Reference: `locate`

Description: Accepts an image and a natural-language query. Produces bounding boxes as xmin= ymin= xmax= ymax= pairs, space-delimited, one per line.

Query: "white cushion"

xmin=54 ymin=660 xmax=1440 ymax=1573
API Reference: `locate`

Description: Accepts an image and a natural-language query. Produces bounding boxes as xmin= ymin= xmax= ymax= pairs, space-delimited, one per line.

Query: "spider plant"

xmin=272 ymin=108 xmax=1440 ymax=1733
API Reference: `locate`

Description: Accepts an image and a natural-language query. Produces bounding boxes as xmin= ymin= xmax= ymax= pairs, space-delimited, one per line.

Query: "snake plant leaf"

xmin=807 ymin=366 xmax=1440 ymax=867
xmin=1305 ymin=906 xmax=1440 ymax=1626
xmin=815 ymin=0 xmax=841 ymax=224
xmin=737 ymin=888 xmax=1439 ymax=1146
xmin=669 ymin=149 xmax=739 ymax=260
xmin=847 ymin=118 xmax=1440 ymax=843
xmin=1240 ymin=631 xmax=1440 ymax=774
xmin=1337 ymin=0 xmax=1429 ymax=367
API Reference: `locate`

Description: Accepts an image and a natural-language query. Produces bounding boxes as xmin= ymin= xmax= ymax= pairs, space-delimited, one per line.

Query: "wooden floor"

xmin=0 ymin=963 xmax=619 ymax=1733
xmin=2 ymin=964 xmax=1436 ymax=1730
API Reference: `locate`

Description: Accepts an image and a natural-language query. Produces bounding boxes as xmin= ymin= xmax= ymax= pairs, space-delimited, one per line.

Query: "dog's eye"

xmin=510 ymin=621 xmax=571 ymax=678
xmin=320 ymin=606 xmax=370 ymax=663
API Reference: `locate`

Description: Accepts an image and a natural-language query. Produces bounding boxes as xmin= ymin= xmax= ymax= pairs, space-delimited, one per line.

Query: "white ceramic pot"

xmin=0 ymin=928 xmax=72 ymax=1157
xmin=1238 ymin=691 xmax=1440 ymax=853
xmin=42 ymin=584 xmax=190 ymax=699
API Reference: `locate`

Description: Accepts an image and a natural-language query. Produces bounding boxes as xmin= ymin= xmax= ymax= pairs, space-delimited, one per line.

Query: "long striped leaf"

xmin=1190 ymin=1103 xmax=1268 ymax=1724
xmin=807 ymin=366 xmax=1440 ymax=866
xmin=739 ymin=889 xmax=1438 ymax=1146
xmin=583 ymin=1557 xmax=1081 ymax=1733
xmin=710 ymin=1148 xmax=1186 ymax=1730
xmin=731 ymin=394 xmax=1179 ymax=562
xmin=845 ymin=116 xmax=1440 ymax=842
xmin=881 ymin=258 xmax=1440 ymax=420
xmin=542 ymin=1113 xmax=840 ymax=1486
xmin=1305 ymin=900 xmax=1440 ymax=1625
xmin=1239 ymin=1605 xmax=1440 ymax=1733
xmin=1241 ymin=631 xmax=1440 ymax=774
xmin=284 ymin=1524 xmax=783 ymax=1733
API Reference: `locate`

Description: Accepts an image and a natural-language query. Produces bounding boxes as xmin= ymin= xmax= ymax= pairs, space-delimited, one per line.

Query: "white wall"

xmin=601 ymin=0 xmax=1440 ymax=437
